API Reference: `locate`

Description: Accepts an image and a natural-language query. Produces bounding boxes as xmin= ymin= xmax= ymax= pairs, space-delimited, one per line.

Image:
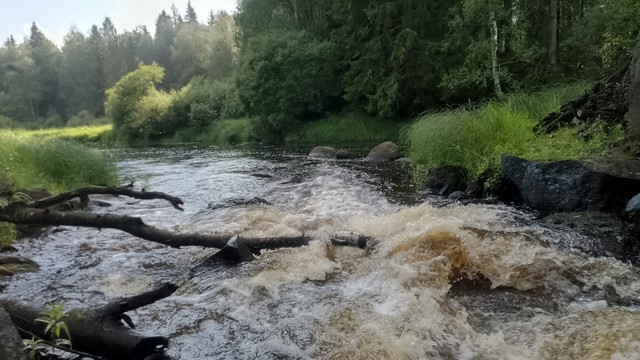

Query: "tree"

xmin=0 ymin=39 xmax=39 ymax=121
xmin=236 ymin=30 xmax=341 ymax=140
xmin=27 ymin=22 xmax=65 ymax=118
xmin=104 ymin=64 xmax=164 ymax=131
xmin=185 ymin=0 xmax=198 ymax=24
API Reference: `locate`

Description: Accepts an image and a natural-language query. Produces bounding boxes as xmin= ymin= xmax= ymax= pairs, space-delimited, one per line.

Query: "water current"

xmin=3 ymin=146 xmax=640 ymax=359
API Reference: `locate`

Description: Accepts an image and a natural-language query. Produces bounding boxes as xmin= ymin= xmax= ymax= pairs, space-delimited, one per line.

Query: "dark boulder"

xmin=309 ymin=146 xmax=337 ymax=158
xmin=501 ymin=155 xmax=640 ymax=215
xmin=366 ymin=141 xmax=400 ymax=161
xmin=336 ymin=150 xmax=357 ymax=159
xmin=425 ymin=165 xmax=468 ymax=196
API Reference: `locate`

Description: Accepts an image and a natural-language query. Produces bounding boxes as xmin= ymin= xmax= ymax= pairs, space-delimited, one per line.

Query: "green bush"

xmin=201 ymin=118 xmax=257 ymax=145
xmin=105 ymin=64 xmax=166 ymax=135
xmin=0 ymin=115 xmax=15 ymax=128
xmin=294 ymin=113 xmax=402 ymax=143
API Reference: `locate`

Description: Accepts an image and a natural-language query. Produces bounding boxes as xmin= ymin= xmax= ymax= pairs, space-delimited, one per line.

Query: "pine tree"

xmin=185 ymin=1 xmax=198 ymax=24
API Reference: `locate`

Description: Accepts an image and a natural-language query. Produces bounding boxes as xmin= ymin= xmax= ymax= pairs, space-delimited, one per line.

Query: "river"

xmin=3 ymin=145 xmax=640 ymax=359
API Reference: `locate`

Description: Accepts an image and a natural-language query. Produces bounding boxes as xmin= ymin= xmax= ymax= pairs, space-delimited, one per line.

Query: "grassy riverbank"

xmin=0 ymin=132 xmax=117 ymax=244
xmin=402 ymin=84 xmax=626 ymax=182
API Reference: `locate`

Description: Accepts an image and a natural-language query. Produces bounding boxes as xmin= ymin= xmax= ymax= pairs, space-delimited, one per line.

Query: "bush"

xmin=201 ymin=118 xmax=257 ymax=145
xmin=295 ymin=113 xmax=402 ymax=143
xmin=105 ymin=64 xmax=165 ymax=135
xmin=0 ymin=115 xmax=15 ymax=128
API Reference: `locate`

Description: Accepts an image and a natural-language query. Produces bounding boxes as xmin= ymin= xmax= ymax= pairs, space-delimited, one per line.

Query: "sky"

xmin=0 ymin=0 xmax=238 ymax=47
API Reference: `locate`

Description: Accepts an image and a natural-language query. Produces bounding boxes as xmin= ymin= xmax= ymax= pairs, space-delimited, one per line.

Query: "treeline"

xmin=1 ymin=0 xmax=638 ymax=141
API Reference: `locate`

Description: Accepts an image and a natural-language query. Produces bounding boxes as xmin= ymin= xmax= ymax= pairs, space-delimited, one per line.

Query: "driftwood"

xmin=0 ymin=185 xmax=375 ymax=256
xmin=2 ymin=282 xmax=177 ymax=359
xmin=535 ymin=62 xmax=631 ymax=134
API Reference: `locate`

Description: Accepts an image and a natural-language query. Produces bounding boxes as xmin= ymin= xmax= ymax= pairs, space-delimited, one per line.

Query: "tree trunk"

xmin=490 ymin=11 xmax=505 ymax=99
xmin=2 ymin=283 xmax=177 ymax=359
xmin=549 ymin=0 xmax=558 ymax=66
xmin=0 ymin=185 xmax=374 ymax=255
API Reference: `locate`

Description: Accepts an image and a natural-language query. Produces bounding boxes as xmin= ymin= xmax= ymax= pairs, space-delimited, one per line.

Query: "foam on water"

xmin=3 ymin=147 xmax=640 ymax=359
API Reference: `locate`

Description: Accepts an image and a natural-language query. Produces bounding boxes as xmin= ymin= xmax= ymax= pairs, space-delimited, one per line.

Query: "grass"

xmin=9 ymin=124 xmax=113 ymax=143
xmin=0 ymin=132 xmax=117 ymax=192
xmin=290 ymin=113 xmax=402 ymax=144
xmin=401 ymin=83 xmax=623 ymax=182
xmin=0 ymin=132 xmax=118 ymax=244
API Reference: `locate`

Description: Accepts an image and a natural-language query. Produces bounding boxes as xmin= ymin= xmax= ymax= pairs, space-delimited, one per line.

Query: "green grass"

xmin=10 ymin=124 xmax=113 ymax=142
xmin=401 ymin=83 xmax=620 ymax=181
xmin=291 ymin=113 xmax=402 ymax=144
xmin=0 ymin=131 xmax=117 ymax=244
xmin=0 ymin=132 xmax=117 ymax=193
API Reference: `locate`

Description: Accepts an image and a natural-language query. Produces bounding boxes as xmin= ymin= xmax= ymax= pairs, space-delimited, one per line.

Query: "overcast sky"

xmin=1 ymin=0 xmax=238 ymax=47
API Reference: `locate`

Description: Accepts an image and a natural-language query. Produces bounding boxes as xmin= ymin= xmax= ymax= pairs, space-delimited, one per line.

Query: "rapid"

xmin=3 ymin=146 xmax=640 ymax=359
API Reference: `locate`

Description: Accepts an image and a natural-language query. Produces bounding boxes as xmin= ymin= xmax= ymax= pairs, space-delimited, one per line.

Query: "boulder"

xmin=501 ymin=155 xmax=640 ymax=215
xmin=309 ymin=146 xmax=337 ymax=158
xmin=425 ymin=165 xmax=468 ymax=196
xmin=394 ymin=157 xmax=414 ymax=164
xmin=0 ymin=307 xmax=29 ymax=360
xmin=336 ymin=150 xmax=357 ymax=159
xmin=366 ymin=141 xmax=400 ymax=161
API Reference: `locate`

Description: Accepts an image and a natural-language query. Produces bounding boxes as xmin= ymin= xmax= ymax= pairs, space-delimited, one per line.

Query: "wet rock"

xmin=0 ymin=307 xmax=29 ymax=360
xmin=501 ymin=155 xmax=640 ymax=215
xmin=625 ymin=193 xmax=640 ymax=214
xmin=366 ymin=141 xmax=400 ymax=161
xmin=208 ymin=197 xmax=272 ymax=210
xmin=309 ymin=146 xmax=337 ymax=158
xmin=0 ymin=255 xmax=39 ymax=275
xmin=538 ymin=212 xmax=629 ymax=259
xmin=425 ymin=165 xmax=468 ymax=196
xmin=448 ymin=191 xmax=466 ymax=200
xmin=335 ymin=149 xmax=357 ymax=159
xmin=395 ymin=157 xmax=414 ymax=164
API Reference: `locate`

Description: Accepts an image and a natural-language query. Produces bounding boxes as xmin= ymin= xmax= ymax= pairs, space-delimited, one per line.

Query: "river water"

xmin=3 ymin=146 xmax=640 ymax=359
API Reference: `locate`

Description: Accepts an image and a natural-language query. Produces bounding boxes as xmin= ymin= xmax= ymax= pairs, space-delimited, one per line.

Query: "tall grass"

xmin=0 ymin=132 xmax=117 ymax=193
xmin=402 ymin=84 xmax=607 ymax=180
xmin=10 ymin=124 xmax=113 ymax=142
xmin=294 ymin=113 xmax=402 ymax=144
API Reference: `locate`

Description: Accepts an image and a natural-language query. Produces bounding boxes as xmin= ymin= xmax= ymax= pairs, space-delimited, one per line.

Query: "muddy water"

xmin=3 ymin=146 xmax=640 ymax=359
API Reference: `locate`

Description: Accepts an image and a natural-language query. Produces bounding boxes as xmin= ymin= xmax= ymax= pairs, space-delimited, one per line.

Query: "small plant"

xmin=22 ymin=337 xmax=47 ymax=359
xmin=35 ymin=301 xmax=72 ymax=354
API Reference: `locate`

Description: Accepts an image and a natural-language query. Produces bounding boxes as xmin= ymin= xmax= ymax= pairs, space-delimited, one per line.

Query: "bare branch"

xmin=28 ymin=185 xmax=185 ymax=211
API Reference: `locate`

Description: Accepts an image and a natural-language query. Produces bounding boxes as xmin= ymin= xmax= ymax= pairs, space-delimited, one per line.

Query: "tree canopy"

xmin=0 ymin=0 xmax=638 ymax=139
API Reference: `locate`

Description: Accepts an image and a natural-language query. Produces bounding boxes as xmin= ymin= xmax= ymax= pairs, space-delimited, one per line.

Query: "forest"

xmin=1 ymin=0 xmax=638 ymax=143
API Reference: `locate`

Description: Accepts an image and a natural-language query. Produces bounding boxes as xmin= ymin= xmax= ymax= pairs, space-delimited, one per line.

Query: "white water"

xmin=3 ymin=146 xmax=640 ymax=359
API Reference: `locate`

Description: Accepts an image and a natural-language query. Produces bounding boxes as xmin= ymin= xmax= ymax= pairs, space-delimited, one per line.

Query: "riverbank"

xmin=0 ymin=132 xmax=117 ymax=244
xmin=402 ymin=84 xmax=628 ymax=185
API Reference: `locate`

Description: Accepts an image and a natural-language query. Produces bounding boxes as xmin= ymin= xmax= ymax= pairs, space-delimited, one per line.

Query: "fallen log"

xmin=0 ymin=185 xmax=376 ymax=255
xmin=2 ymin=282 xmax=178 ymax=360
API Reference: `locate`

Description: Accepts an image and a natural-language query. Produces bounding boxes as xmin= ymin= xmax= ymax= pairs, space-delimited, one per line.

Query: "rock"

xmin=0 ymin=307 xmax=29 ymax=360
xmin=336 ymin=150 xmax=357 ymax=159
xmin=448 ymin=191 xmax=466 ymax=200
xmin=0 ymin=255 xmax=39 ymax=275
xmin=395 ymin=157 xmax=414 ymax=164
xmin=501 ymin=155 xmax=640 ymax=215
xmin=425 ymin=165 xmax=468 ymax=196
xmin=538 ymin=212 xmax=628 ymax=259
xmin=625 ymin=193 xmax=640 ymax=214
xmin=309 ymin=146 xmax=337 ymax=158
xmin=366 ymin=141 xmax=400 ymax=161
